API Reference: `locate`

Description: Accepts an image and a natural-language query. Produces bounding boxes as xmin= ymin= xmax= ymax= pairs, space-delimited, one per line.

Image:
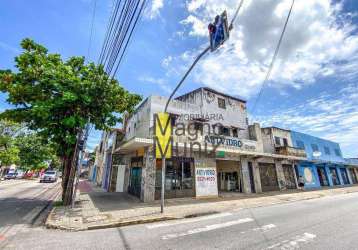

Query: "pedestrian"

xmin=298 ymin=175 xmax=305 ymax=190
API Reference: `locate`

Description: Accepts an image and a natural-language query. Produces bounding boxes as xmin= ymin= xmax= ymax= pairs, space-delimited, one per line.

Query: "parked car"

xmin=4 ymin=172 xmax=17 ymax=180
xmin=24 ymin=172 xmax=34 ymax=179
xmin=15 ymin=171 xmax=24 ymax=179
xmin=40 ymin=170 xmax=58 ymax=183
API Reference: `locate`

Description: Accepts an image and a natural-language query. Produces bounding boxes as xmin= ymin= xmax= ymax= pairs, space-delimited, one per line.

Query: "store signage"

xmin=205 ymin=135 xmax=242 ymax=147
xmin=195 ymin=161 xmax=218 ymax=197
xmin=204 ymin=135 xmax=256 ymax=151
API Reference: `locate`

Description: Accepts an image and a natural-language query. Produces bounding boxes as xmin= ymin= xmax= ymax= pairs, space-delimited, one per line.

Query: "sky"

xmin=0 ymin=0 xmax=358 ymax=157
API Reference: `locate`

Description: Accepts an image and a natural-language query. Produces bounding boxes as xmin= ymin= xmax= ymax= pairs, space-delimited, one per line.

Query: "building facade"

xmin=111 ymin=88 xmax=306 ymax=202
xmin=290 ymin=131 xmax=357 ymax=188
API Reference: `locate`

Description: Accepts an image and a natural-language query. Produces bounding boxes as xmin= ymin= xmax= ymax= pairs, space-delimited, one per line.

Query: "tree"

xmin=15 ymin=133 xmax=56 ymax=171
xmin=0 ymin=39 xmax=141 ymax=205
xmin=0 ymin=119 xmax=21 ymax=171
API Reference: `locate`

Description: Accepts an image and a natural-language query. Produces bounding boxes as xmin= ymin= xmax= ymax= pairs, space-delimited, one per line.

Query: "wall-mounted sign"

xmin=204 ymin=135 xmax=256 ymax=151
xmin=312 ymin=151 xmax=322 ymax=158
xmin=195 ymin=160 xmax=218 ymax=197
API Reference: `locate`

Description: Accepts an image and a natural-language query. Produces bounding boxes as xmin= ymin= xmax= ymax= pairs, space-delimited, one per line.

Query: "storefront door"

xmin=282 ymin=164 xmax=296 ymax=189
xmin=259 ymin=163 xmax=279 ymax=192
xmin=329 ymin=167 xmax=340 ymax=185
xmin=128 ymin=167 xmax=142 ymax=198
xmin=155 ymin=158 xmax=194 ymax=199
xmin=216 ymin=160 xmax=241 ymax=192
xmin=340 ymin=168 xmax=350 ymax=185
xmin=317 ymin=167 xmax=329 ymax=186
xmin=349 ymin=168 xmax=358 ymax=184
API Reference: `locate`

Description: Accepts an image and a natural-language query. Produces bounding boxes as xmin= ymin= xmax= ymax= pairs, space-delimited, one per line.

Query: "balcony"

xmin=275 ymin=146 xmax=307 ymax=158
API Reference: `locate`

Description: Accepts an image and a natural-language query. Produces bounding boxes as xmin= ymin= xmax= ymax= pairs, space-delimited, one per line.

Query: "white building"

xmin=106 ymin=88 xmax=306 ymax=202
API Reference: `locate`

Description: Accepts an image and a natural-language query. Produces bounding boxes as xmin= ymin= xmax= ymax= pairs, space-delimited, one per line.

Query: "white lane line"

xmin=266 ymin=232 xmax=317 ymax=250
xmin=240 ymin=224 xmax=277 ymax=234
xmin=161 ymin=218 xmax=253 ymax=240
xmin=147 ymin=212 xmax=233 ymax=229
xmin=22 ymin=206 xmax=43 ymax=223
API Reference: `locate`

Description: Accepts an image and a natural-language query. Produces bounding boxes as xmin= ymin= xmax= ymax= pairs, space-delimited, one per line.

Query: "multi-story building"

xmin=290 ymin=131 xmax=357 ymax=188
xmin=112 ymin=88 xmax=306 ymax=202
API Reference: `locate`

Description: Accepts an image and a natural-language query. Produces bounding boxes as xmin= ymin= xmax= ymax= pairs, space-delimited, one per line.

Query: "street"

xmin=1 ymin=182 xmax=358 ymax=249
xmin=0 ymin=179 xmax=61 ymax=249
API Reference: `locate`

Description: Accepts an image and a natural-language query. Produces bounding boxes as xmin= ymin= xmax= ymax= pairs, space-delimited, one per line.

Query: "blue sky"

xmin=1 ymin=0 xmax=358 ymax=157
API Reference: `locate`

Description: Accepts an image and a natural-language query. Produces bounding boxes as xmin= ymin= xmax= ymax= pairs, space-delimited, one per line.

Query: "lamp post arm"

xmin=164 ymin=45 xmax=211 ymax=113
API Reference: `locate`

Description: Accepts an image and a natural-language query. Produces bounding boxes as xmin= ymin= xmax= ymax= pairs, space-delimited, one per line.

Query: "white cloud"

xmin=254 ymin=84 xmax=358 ymax=157
xmin=144 ymin=0 xmax=164 ymax=19
xmin=138 ymin=75 xmax=172 ymax=94
xmin=169 ymin=0 xmax=358 ymax=98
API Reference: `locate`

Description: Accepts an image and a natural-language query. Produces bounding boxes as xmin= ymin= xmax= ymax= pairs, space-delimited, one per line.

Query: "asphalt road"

xmin=0 ymin=179 xmax=61 ymax=249
xmin=1 ymin=184 xmax=358 ymax=250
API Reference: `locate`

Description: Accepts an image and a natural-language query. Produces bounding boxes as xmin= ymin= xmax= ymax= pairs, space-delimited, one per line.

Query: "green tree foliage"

xmin=0 ymin=39 xmax=141 ymax=205
xmin=0 ymin=119 xmax=21 ymax=167
xmin=15 ymin=133 xmax=55 ymax=171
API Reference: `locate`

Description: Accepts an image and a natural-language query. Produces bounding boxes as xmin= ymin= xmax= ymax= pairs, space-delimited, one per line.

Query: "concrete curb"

xmin=87 ymin=217 xmax=177 ymax=231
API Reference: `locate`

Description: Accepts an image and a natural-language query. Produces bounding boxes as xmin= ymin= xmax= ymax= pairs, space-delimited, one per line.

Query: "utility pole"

xmin=160 ymin=0 xmax=244 ymax=213
xmin=71 ymin=123 xmax=91 ymax=208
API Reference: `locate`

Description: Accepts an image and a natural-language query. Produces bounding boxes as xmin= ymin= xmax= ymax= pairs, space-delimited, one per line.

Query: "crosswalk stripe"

xmin=147 ymin=212 xmax=233 ymax=229
xmin=161 ymin=218 xmax=254 ymax=240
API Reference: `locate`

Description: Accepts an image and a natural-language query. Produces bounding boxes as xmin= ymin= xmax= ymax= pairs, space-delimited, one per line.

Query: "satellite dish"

xmin=313 ymin=151 xmax=322 ymax=157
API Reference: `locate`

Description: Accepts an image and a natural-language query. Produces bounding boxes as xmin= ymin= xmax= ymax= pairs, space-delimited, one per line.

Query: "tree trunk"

xmin=63 ymin=151 xmax=78 ymax=206
xmin=61 ymin=155 xmax=70 ymax=202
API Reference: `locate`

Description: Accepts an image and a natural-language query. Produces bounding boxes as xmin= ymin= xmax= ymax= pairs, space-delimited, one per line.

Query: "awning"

xmin=114 ymin=137 xmax=306 ymax=161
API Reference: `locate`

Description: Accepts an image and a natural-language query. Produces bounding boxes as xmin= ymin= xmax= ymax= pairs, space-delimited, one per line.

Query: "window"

xmin=232 ymin=128 xmax=238 ymax=137
xmin=218 ymin=98 xmax=226 ymax=109
xmin=296 ymin=140 xmax=305 ymax=149
xmin=274 ymin=136 xmax=281 ymax=146
xmin=283 ymin=138 xmax=288 ymax=146
xmin=220 ymin=126 xmax=230 ymax=136
xmin=311 ymin=144 xmax=319 ymax=152
xmin=169 ymin=114 xmax=178 ymax=127
xmin=324 ymin=146 xmax=330 ymax=155
xmin=334 ymin=149 xmax=341 ymax=157
xmin=194 ymin=122 xmax=203 ymax=132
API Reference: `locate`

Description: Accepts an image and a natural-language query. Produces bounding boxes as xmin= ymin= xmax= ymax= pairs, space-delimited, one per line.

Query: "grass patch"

xmin=53 ymin=200 xmax=63 ymax=207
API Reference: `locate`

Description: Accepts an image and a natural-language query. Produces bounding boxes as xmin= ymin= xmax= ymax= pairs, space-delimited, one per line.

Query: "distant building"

xmin=290 ymin=131 xmax=358 ymax=188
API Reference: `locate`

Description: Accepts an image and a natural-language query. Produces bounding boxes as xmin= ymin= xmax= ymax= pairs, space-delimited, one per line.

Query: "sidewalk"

xmin=46 ymin=180 xmax=358 ymax=231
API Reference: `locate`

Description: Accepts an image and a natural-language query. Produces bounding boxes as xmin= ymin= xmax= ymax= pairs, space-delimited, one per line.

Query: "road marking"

xmin=161 ymin=218 xmax=253 ymax=240
xmin=266 ymin=232 xmax=317 ymax=249
xmin=22 ymin=206 xmax=43 ymax=223
xmin=240 ymin=224 xmax=277 ymax=234
xmin=147 ymin=212 xmax=233 ymax=229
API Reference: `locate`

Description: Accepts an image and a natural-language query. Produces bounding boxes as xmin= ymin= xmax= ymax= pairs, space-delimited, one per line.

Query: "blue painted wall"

xmin=297 ymin=163 xmax=321 ymax=188
xmin=290 ymin=131 xmax=345 ymax=163
xmin=290 ymin=131 xmax=352 ymax=188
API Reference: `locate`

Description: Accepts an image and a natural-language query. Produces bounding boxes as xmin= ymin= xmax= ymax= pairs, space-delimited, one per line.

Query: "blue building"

xmin=290 ymin=131 xmax=358 ymax=189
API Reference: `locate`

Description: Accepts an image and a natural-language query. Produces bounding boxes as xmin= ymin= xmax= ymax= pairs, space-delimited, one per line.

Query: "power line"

xmin=112 ymin=0 xmax=146 ymax=77
xmin=98 ymin=0 xmax=146 ymax=77
xmin=87 ymin=0 xmax=98 ymax=61
xmin=250 ymin=0 xmax=295 ymax=116
xmin=98 ymin=0 xmax=121 ymax=65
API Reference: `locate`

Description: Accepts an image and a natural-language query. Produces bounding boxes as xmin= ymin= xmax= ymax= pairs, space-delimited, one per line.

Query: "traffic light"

xmin=208 ymin=11 xmax=230 ymax=52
